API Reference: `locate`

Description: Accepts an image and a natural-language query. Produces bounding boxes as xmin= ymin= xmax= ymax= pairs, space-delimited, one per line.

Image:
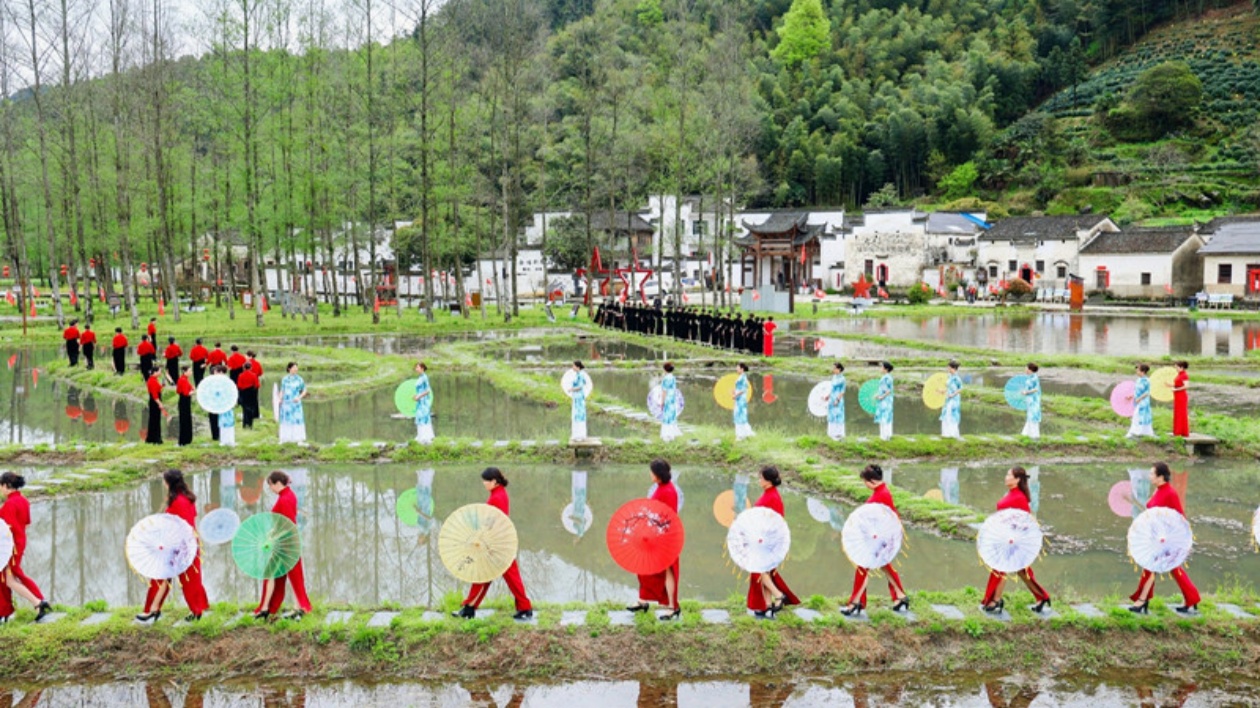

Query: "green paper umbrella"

xmin=396 ymin=488 xmax=435 ymax=528
xmin=858 ymin=379 xmax=880 ymax=415
xmin=394 ymin=378 xmax=420 ymax=417
xmin=231 ymin=512 xmax=302 ymax=580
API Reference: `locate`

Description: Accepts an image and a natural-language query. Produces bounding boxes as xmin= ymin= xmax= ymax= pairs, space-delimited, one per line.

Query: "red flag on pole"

xmin=29 ymin=299 xmax=35 ymax=317
xmin=373 ymin=296 xmax=380 ymax=314
xmin=158 ymin=297 xmax=165 ymax=316
xmin=799 ymin=246 xmax=806 ymax=265
xmin=70 ymin=290 xmax=78 ymax=306
xmin=4 ymin=291 xmax=13 ymax=306
xmin=262 ymin=294 xmax=269 ymax=311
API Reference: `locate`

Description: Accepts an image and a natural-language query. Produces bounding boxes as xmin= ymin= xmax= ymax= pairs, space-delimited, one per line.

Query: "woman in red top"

xmin=237 ymin=363 xmax=260 ymax=429
xmin=1129 ymin=462 xmax=1200 ymax=614
xmin=145 ymin=372 xmax=165 ymax=444
xmin=0 ymin=472 xmax=52 ymax=624
xmin=111 ymin=327 xmax=128 ymax=375
xmin=841 ymin=464 xmax=909 ymax=616
xmin=207 ymin=343 xmax=227 ymax=369
xmin=1171 ymin=361 xmax=1190 ymax=438
xmin=147 ymin=317 xmax=157 ymax=340
xmin=189 ymin=338 xmax=209 ymax=385
xmin=137 ymin=335 xmax=157 ymax=383
xmin=176 ymin=366 xmax=195 ymax=446
xmin=452 ymin=468 xmax=534 ymax=621
xmin=80 ymin=325 xmax=97 ymax=370
xmin=163 ymin=337 xmax=182 ymax=384
xmin=627 ymin=459 xmax=683 ymax=620
xmin=980 ymin=467 xmax=1051 ymax=614
xmin=255 ymin=471 xmax=312 ymax=620
xmin=63 ymin=319 xmax=81 ymax=367
xmin=747 ymin=465 xmax=800 ymax=619
xmin=136 ymin=470 xmax=210 ymax=623
xmin=227 ymin=345 xmax=246 ymax=383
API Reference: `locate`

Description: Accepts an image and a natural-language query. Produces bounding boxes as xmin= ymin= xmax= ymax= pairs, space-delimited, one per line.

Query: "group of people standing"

xmin=595 ymin=302 xmax=777 ymax=356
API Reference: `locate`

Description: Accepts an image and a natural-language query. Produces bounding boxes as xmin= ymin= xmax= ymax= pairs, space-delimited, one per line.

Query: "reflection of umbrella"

xmin=231 ymin=512 xmax=302 ymax=580
xmin=712 ymin=490 xmax=740 ymax=528
xmin=977 ymin=509 xmax=1043 ymax=574
xmin=394 ymin=378 xmax=419 ymax=416
xmin=438 ymin=503 xmax=519 ymax=583
xmin=807 ymin=381 xmax=830 ymax=418
xmin=1128 ymin=507 xmax=1192 ymax=573
xmin=647 ymin=385 xmax=685 ymax=422
xmin=841 ymin=504 xmax=903 ymax=569
xmin=396 ymin=488 xmax=435 ymax=527
xmin=561 ymin=502 xmax=594 ymax=536
xmin=806 ymin=498 xmax=831 ymax=524
xmin=561 ymin=369 xmax=593 ymax=399
xmin=0 ymin=523 xmax=13 ymax=571
xmin=713 ymin=373 xmax=751 ymax=412
xmin=924 ymin=489 xmax=943 ymax=501
xmin=1108 ymin=481 xmax=1134 ymax=517
xmin=605 ymin=499 xmax=685 ymax=575
xmin=922 ymin=373 xmax=949 ymax=410
xmin=1150 ymin=367 xmax=1177 ymax=403
xmin=199 ymin=508 xmax=241 ymax=545
xmin=196 ymin=376 xmax=239 ymax=414
xmin=726 ymin=507 xmax=791 ymax=573
xmin=1110 ymin=380 xmax=1136 ymax=418
xmin=125 ymin=514 xmax=199 ymax=581
xmin=1004 ymin=376 xmax=1030 ymax=411
xmin=858 ymin=379 xmax=879 ymax=415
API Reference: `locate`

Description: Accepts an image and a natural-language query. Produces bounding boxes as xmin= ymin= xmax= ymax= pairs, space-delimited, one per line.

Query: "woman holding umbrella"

xmin=278 ymin=362 xmax=308 ymax=444
xmin=658 ymin=362 xmax=681 ymax=442
xmin=980 ymin=467 xmax=1051 ymax=614
xmin=145 ymin=369 xmax=165 ymax=445
xmin=733 ymin=363 xmax=754 ymax=441
xmin=451 ymin=468 xmax=533 ymax=621
xmin=874 ymin=361 xmax=895 ymax=441
xmin=175 ymin=365 xmax=195 ymax=447
xmin=627 ymin=459 xmax=682 ymax=620
xmin=135 ymin=470 xmax=210 ymax=623
xmin=255 ymin=471 xmax=312 ymax=620
xmin=940 ymin=361 xmax=963 ymax=439
xmin=0 ymin=472 xmax=52 ymax=624
xmin=841 ymin=464 xmax=909 ymax=616
xmin=413 ymin=361 xmax=434 ymax=445
xmin=747 ymin=466 xmax=799 ymax=619
xmin=1127 ymin=364 xmax=1155 ymax=439
xmin=827 ymin=362 xmax=846 ymax=440
xmin=1129 ymin=462 xmax=1199 ymax=614
xmin=1171 ymin=361 xmax=1190 ymax=438
xmin=1021 ymin=363 xmax=1042 ymax=439
xmin=567 ymin=361 xmax=589 ymax=442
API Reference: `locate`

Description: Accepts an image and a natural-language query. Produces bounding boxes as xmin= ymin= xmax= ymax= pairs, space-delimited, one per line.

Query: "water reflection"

xmin=0 ymin=674 xmax=1248 ymax=706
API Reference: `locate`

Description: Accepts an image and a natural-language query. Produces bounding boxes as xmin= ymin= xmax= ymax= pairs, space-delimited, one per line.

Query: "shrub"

xmin=1004 ymin=278 xmax=1033 ymax=297
xmin=906 ymin=282 xmax=935 ymax=305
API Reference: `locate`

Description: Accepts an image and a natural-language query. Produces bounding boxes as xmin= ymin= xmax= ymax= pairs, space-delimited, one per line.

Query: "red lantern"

xmin=202 ymin=248 xmax=210 ymax=262
xmin=216 ymin=279 xmax=223 ymax=286
xmin=2 ymin=265 xmax=9 ymax=277
xmin=89 ymin=258 xmax=96 ymax=269
xmin=140 ymin=263 xmax=148 ymax=272
xmin=60 ymin=264 xmax=68 ymax=276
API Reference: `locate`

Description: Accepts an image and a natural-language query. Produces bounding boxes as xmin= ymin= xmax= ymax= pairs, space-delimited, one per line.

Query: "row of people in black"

xmin=594 ymin=301 xmax=771 ymax=355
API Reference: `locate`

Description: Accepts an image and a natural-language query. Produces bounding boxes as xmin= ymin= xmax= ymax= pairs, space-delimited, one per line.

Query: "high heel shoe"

xmin=982 ymin=599 xmax=1005 ymax=614
xmin=450 ymin=605 xmax=475 ymax=619
xmin=1127 ymin=600 xmax=1150 ymax=614
xmin=892 ymin=597 xmax=911 ymax=613
xmin=769 ymin=597 xmax=785 ymax=614
xmin=840 ymin=603 xmax=864 ymax=617
xmin=34 ymin=601 xmax=52 ymax=622
xmin=1032 ymin=599 xmax=1052 ymax=614
xmin=1175 ymin=604 xmax=1198 ymax=615
xmin=659 ymin=608 xmax=681 ymax=621
xmin=512 ymin=610 xmax=534 ymax=621
xmin=184 ymin=613 xmax=202 ymax=623
xmin=134 ymin=611 xmax=161 ymax=623
xmin=252 ymin=610 xmax=271 ymax=621
xmin=626 ymin=602 xmax=650 ymax=613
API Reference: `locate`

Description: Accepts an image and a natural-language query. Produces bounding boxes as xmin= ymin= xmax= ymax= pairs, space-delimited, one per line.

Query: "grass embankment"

xmin=0 ymin=590 xmax=1257 ymax=683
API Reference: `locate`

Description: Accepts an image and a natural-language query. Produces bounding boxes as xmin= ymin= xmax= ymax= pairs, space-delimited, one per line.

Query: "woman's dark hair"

xmin=417 ymin=361 xmax=427 ymax=372
xmin=1009 ymin=466 xmax=1031 ymax=500
xmin=1027 ymin=362 xmax=1040 ymax=373
xmin=247 ymin=350 xmax=256 ymax=358
xmin=663 ymin=362 xmax=674 ymax=373
xmin=141 ymin=334 xmax=150 ymax=342
xmin=164 ymin=469 xmax=195 ymax=506
xmin=833 ymin=361 xmax=845 ymax=373
xmin=760 ymin=465 xmax=782 ymax=487
xmin=231 ymin=345 xmax=240 ymax=352
xmin=1176 ymin=360 xmax=1189 ymax=370
xmin=286 ymin=361 xmax=297 ymax=372
xmin=0 ymin=472 xmax=26 ymax=490
xmin=881 ymin=361 xmax=894 ymax=373
xmin=948 ymin=360 xmax=960 ymax=371
xmin=1152 ymin=462 xmax=1171 ymax=482
xmin=168 ymin=336 xmax=176 ymax=344
xmin=860 ymin=464 xmax=884 ymax=483
xmin=268 ymin=470 xmax=291 ymax=487
xmin=243 ymin=362 xmax=252 ymax=371
xmin=181 ymin=365 xmax=190 ymax=373
xmin=737 ymin=362 xmax=749 ymax=373
xmin=649 ymin=458 xmax=672 ymax=484
xmin=573 ymin=360 xmax=585 ymax=369
xmin=214 ymin=342 xmax=221 ymax=348
xmin=1137 ymin=363 xmax=1150 ymax=374
xmin=481 ymin=467 xmax=509 ymax=488
xmin=195 ymin=338 xmax=203 ymax=345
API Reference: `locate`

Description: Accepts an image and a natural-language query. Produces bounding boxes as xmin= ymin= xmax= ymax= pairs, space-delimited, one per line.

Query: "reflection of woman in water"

xmin=980 ymin=467 xmax=1051 ymax=614
xmin=746 ymin=466 xmax=800 ymax=619
xmin=452 ymin=468 xmax=533 ymax=621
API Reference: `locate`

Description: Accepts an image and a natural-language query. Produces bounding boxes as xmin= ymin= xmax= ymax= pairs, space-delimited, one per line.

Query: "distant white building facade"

xmin=976 ymin=215 xmax=1119 ymax=288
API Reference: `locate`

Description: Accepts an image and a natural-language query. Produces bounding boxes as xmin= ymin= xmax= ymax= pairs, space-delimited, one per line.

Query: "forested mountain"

xmin=1 ymin=0 xmax=1257 ymax=326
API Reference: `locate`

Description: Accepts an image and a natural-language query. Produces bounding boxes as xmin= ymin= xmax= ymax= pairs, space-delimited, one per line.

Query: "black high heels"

xmin=1175 ymin=604 xmax=1198 ymax=615
xmin=769 ymin=597 xmax=785 ymax=614
xmin=1128 ymin=600 xmax=1150 ymax=614
xmin=134 ymin=611 xmax=161 ymax=623
xmin=513 ymin=610 xmax=534 ymax=621
xmin=840 ymin=603 xmax=864 ymax=617
xmin=982 ymin=599 xmax=1005 ymax=614
xmin=450 ymin=605 xmax=475 ymax=619
xmin=892 ymin=597 xmax=911 ymax=613
xmin=184 ymin=613 xmax=202 ymax=623
xmin=626 ymin=602 xmax=650 ymax=613
xmin=1032 ymin=599 xmax=1052 ymax=614
xmin=252 ymin=610 xmax=271 ymax=621
xmin=658 ymin=608 xmax=681 ymax=621
xmin=34 ymin=601 xmax=52 ymax=622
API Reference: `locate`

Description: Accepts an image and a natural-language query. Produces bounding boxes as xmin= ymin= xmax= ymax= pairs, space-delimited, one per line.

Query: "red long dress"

xmin=0 ymin=491 xmax=44 ymax=618
xmin=1131 ymin=483 xmax=1200 ymax=606
xmin=981 ymin=489 xmax=1050 ymax=605
xmin=143 ymin=494 xmax=210 ymax=615
xmin=1172 ymin=370 xmax=1190 ymax=437
xmin=637 ymin=482 xmax=681 ymax=610
xmin=746 ymin=486 xmax=801 ymax=612
xmin=462 ymin=486 xmax=532 ymax=611
xmin=847 ymin=483 xmax=906 ymax=606
xmin=258 ymin=487 xmax=312 ymax=614
xmin=762 ymin=320 xmax=777 ymax=357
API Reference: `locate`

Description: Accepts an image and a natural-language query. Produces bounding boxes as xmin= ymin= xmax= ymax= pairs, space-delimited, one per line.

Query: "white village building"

xmin=1197 ymin=216 xmax=1260 ymax=298
xmin=1077 ymin=226 xmax=1204 ymax=298
xmin=976 ymin=215 xmax=1119 ymax=288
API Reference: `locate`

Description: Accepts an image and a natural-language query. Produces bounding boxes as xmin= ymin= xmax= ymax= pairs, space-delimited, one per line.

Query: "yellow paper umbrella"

xmin=922 ymin=372 xmax=949 ymax=410
xmin=713 ymin=490 xmax=737 ymax=528
xmin=438 ymin=503 xmax=519 ymax=583
xmin=1150 ymin=367 xmax=1177 ymax=403
xmin=713 ymin=373 xmax=752 ymax=412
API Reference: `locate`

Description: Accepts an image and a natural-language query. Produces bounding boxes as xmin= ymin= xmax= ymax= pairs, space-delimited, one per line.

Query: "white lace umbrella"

xmin=561 ymin=502 xmax=594 ymax=536
xmin=1127 ymin=507 xmax=1193 ymax=574
xmin=647 ymin=385 xmax=685 ymax=422
xmin=196 ymin=376 xmax=238 ymax=414
xmin=977 ymin=509 xmax=1043 ymax=574
xmin=806 ymin=497 xmax=831 ymax=524
xmin=726 ymin=507 xmax=791 ymax=573
xmin=199 ymin=508 xmax=242 ymax=545
xmin=841 ymin=504 xmax=903 ymax=569
xmin=0 ymin=523 xmax=13 ymax=571
xmin=807 ymin=381 xmax=831 ymax=418
xmin=561 ymin=369 xmax=593 ymax=399
xmin=125 ymin=513 xmax=199 ymax=580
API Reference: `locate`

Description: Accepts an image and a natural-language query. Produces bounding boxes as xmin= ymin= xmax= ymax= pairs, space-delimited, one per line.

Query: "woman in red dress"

xmin=980 ymin=467 xmax=1051 ymax=614
xmin=452 ymin=468 xmax=534 ymax=621
xmin=1129 ymin=462 xmax=1200 ymax=614
xmin=0 ymin=472 xmax=52 ymax=624
xmin=145 ymin=371 xmax=164 ymax=445
xmin=136 ymin=470 xmax=210 ymax=623
xmin=841 ymin=464 xmax=909 ymax=616
xmin=1171 ymin=361 xmax=1190 ymax=437
xmin=627 ymin=459 xmax=682 ymax=620
xmin=176 ymin=366 xmax=195 ymax=446
xmin=747 ymin=465 xmax=800 ymax=619
xmin=255 ymin=471 xmax=312 ymax=620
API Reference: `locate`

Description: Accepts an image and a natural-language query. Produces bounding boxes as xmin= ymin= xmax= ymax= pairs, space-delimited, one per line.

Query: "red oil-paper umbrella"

xmin=605 ymin=498 xmax=685 ymax=575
